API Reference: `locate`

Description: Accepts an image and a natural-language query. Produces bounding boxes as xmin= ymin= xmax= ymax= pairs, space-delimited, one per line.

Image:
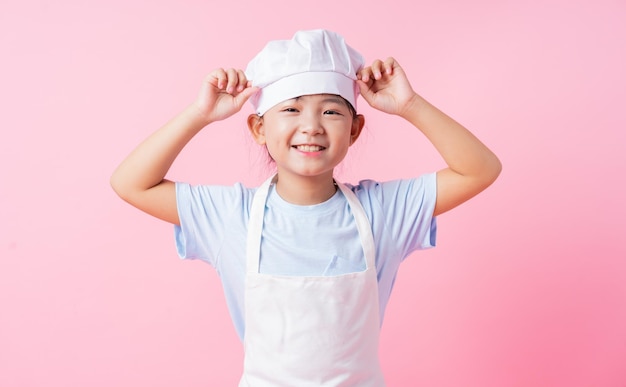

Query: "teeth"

xmin=296 ymin=145 xmax=323 ymax=152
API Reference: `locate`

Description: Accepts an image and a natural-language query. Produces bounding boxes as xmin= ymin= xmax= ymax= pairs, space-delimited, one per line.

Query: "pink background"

xmin=1 ymin=0 xmax=625 ymax=386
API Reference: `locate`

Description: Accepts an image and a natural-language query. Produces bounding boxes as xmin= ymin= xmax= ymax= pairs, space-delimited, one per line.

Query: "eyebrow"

xmin=321 ymin=96 xmax=345 ymax=104
xmin=291 ymin=95 xmax=345 ymax=104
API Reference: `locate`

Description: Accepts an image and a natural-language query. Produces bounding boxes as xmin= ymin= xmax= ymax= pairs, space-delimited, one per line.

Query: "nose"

xmin=299 ymin=111 xmax=324 ymax=136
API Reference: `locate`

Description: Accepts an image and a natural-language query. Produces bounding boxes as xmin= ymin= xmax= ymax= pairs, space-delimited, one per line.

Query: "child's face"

xmin=248 ymin=94 xmax=364 ymax=181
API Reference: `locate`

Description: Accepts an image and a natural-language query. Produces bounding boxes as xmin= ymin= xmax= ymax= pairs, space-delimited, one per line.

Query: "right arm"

xmin=110 ymin=69 xmax=258 ymax=225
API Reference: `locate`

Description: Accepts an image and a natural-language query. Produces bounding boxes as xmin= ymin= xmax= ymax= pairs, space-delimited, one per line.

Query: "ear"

xmin=349 ymin=114 xmax=365 ymax=145
xmin=247 ymin=114 xmax=266 ymax=145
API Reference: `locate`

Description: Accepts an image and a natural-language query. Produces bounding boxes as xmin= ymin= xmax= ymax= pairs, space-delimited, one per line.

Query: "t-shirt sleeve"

xmin=174 ymin=182 xmax=249 ymax=266
xmin=359 ymin=173 xmax=437 ymax=259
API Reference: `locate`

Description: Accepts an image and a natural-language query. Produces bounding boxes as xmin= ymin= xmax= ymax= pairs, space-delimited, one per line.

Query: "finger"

xmin=370 ymin=59 xmax=384 ymax=80
xmin=358 ymin=66 xmax=373 ymax=83
xmin=383 ymin=57 xmax=396 ymax=75
xmin=210 ymin=68 xmax=227 ymax=89
xmin=236 ymin=69 xmax=248 ymax=92
xmin=225 ymin=68 xmax=239 ymax=93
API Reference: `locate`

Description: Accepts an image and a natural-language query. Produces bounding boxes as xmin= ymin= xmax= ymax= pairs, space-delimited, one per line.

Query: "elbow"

xmin=110 ymin=174 xmax=123 ymax=199
xmin=471 ymin=153 xmax=502 ymax=191
xmin=109 ymin=170 xmax=130 ymax=201
xmin=492 ymin=155 xmax=503 ymax=179
xmin=485 ymin=154 xmax=502 ymax=187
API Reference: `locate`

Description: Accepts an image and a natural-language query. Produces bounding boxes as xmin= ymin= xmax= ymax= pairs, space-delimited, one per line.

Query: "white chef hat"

xmin=245 ymin=29 xmax=364 ymax=116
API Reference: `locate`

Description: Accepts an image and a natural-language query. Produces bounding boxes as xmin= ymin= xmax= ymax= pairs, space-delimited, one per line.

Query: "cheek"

xmin=263 ymin=138 xmax=281 ymax=161
xmin=263 ymin=126 xmax=291 ymax=148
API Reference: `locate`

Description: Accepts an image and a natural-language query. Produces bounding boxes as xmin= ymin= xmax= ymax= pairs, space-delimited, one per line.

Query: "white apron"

xmin=238 ymin=175 xmax=386 ymax=387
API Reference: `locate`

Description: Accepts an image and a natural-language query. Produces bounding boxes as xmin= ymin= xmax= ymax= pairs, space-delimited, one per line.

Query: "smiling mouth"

xmin=293 ymin=145 xmax=326 ymax=152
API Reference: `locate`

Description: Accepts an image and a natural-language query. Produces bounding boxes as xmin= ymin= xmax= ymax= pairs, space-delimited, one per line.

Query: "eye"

xmin=281 ymin=107 xmax=299 ymax=113
xmin=323 ymin=110 xmax=343 ymax=115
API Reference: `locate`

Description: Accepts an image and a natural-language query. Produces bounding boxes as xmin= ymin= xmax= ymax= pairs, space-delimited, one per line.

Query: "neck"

xmin=274 ymin=172 xmax=337 ymax=205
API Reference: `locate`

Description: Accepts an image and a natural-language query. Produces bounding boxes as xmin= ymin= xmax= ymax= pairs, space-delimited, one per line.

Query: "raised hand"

xmin=356 ymin=57 xmax=418 ymax=117
xmin=110 ymin=68 xmax=258 ymax=225
xmin=193 ymin=68 xmax=259 ymax=124
xmin=357 ymin=58 xmax=502 ymax=217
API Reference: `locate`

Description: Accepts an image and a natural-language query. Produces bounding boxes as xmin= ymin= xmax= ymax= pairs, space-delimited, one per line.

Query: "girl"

xmin=111 ymin=29 xmax=501 ymax=386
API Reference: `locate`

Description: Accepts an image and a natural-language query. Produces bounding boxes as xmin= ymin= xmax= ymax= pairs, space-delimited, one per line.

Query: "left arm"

xmin=357 ymin=57 xmax=502 ymax=216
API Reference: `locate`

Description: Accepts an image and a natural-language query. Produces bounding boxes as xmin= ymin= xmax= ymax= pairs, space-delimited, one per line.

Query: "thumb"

xmin=234 ymin=86 xmax=260 ymax=107
xmin=357 ymin=80 xmax=375 ymax=105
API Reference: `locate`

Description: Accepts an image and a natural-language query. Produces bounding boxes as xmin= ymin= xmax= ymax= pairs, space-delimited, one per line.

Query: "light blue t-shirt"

xmin=175 ymin=174 xmax=437 ymax=341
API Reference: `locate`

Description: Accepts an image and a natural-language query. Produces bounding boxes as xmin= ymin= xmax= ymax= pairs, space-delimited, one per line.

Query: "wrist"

xmin=186 ymin=102 xmax=215 ymax=128
xmin=398 ymin=93 xmax=425 ymax=121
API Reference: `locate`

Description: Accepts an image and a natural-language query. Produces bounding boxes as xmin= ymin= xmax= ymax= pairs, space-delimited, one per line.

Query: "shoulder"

xmin=175 ymin=181 xmax=259 ymax=214
xmin=175 ymin=181 xmax=258 ymax=197
xmin=344 ymin=174 xmax=438 ymax=256
xmin=342 ymin=173 xmax=437 ymax=203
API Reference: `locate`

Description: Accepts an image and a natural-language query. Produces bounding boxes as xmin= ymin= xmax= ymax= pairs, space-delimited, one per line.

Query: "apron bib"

xmin=239 ymin=175 xmax=386 ymax=387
